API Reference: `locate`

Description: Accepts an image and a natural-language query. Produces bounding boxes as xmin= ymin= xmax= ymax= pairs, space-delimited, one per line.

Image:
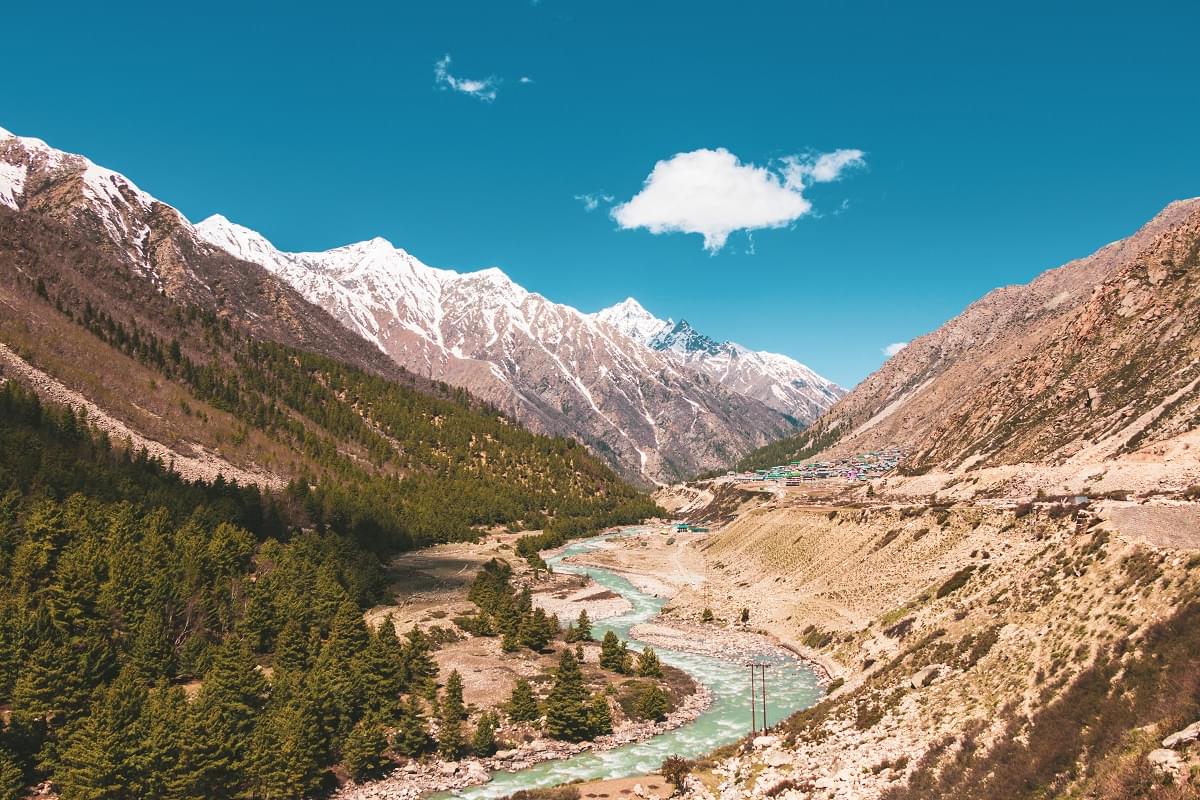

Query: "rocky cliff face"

xmin=744 ymin=198 xmax=1200 ymax=477
xmin=0 ymin=127 xmax=415 ymax=379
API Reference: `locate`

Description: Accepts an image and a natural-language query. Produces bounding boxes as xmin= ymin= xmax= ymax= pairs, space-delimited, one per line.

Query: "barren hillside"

xmin=666 ymin=499 xmax=1200 ymax=799
xmin=740 ymin=198 xmax=1200 ymax=490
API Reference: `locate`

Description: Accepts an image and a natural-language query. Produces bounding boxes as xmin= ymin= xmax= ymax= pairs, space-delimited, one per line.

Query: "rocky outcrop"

xmin=743 ymin=198 xmax=1200 ymax=477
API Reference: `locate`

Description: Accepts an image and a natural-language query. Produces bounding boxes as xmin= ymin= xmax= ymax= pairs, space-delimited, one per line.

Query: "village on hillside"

xmin=718 ymin=447 xmax=906 ymax=486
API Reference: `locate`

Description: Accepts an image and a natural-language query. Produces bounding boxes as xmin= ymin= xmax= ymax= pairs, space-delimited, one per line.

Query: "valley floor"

xmin=346 ymin=476 xmax=1200 ymax=800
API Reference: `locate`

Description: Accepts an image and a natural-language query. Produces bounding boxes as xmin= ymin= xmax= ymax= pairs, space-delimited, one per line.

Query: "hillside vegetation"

xmin=664 ymin=497 xmax=1200 ymax=798
xmin=0 ymin=210 xmax=659 ymax=553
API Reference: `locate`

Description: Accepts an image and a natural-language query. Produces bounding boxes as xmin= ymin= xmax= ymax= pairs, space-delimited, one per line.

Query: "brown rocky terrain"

xmin=744 ymin=198 xmax=1200 ymax=501
xmin=646 ymin=484 xmax=1200 ymax=799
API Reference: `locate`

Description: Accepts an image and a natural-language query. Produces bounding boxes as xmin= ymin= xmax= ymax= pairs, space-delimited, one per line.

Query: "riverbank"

xmin=339 ymin=526 xmax=822 ymax=800
xmin=333 ymin=684 xmax=713 ymax=800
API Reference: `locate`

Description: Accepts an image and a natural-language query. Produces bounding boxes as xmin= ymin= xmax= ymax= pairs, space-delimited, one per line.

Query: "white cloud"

xmin=882 ymin=341 xmax=908 ymax=357
xmin=519 ymin=76 xmax=534 ymax=84
xmin=611 ymin=147 xmax=865 ymax=252
xmin=575 ymin=192 xmax=614 ymax=212
xmin=434 ymin=55 xmax=499 ymax=102
xmin=785 ymin=148 xmax=866 ymax=185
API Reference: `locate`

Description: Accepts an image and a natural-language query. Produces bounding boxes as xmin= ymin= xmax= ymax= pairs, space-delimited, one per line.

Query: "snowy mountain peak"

xmin=593 ymin=297 xmax=673 ymax=341
xmin=2 ymin=125 xmax=163 ymax=261
xmin=196 ymin=214 xmax=282 ymax=266
xmin=2 ymin=121 xmax=844 ymax=484
xmin=649 ymin=319 xmax=724 ymax=357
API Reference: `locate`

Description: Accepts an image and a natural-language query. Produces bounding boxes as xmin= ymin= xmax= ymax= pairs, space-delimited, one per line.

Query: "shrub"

xmin=936 ymin=566 xmax=979 ymax=599
xmin=503 ymin=789 xmax=581 ymax=800
xmin=884 ymin=617 xmax=916 ymax=639
xmin=660 ymin=755 xmax=693 ymax=794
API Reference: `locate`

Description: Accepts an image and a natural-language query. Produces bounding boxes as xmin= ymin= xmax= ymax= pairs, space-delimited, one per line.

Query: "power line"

xmin=748 ymin=661 xmax=772 ymax=734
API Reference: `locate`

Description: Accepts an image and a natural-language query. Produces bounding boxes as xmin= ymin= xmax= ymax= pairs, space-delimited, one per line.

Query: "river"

xmin=441 ymin=528 xmax=822 ymax=798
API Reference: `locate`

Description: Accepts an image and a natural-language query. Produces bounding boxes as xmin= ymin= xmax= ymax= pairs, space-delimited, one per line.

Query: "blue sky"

xmin=5 ymin=0 xmax=1198 ymax=386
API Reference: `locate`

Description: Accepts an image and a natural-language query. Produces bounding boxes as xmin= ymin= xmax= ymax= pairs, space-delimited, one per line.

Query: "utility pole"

xmin=759 ymin=663 xmax=770 ymax=731
xmin=749 ymin=664 xmax=756 ymax=734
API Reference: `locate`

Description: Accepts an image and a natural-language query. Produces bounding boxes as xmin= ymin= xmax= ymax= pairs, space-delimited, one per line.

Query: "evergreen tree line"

xmin=460 ymin=559 xmax=560 ymax=652
xmin=0 ymin=381 xmax=449 ymax=797
xmin=38 ymin=277 xmax=663 ymax=555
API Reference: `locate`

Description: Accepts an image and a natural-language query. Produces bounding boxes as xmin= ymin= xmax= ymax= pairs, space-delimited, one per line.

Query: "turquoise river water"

xmin=442 ymin=528 xmax=822 ymax=798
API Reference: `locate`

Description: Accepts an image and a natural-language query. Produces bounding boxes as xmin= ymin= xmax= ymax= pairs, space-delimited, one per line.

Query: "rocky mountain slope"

xmin=663 ymin=493 xmax=1200 ymax=799
xmin=0 ymin=125 xmax=658 ymax=547
xmin=594 ymin=298 xmax=844 ymax=421
xmin=738 ymin=198 xmax=1200 ymax=492
xmin=195 ymin=216 xmax=833 ymax=485
xmin=0 ymin=124 xmax=840 ymax=487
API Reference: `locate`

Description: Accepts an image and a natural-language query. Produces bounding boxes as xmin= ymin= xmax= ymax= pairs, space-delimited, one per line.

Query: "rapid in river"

xmin=442 ymin=528 xmax=822 ymax=798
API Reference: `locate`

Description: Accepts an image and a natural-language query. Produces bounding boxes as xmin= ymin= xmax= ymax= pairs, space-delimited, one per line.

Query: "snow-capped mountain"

xmin=593 ymin=298 xmax=845 ymax=420
xmin=0 ymin=124 xmax=836 ymax=484
xmin=195 ymin=215 xmax=808 ymax=483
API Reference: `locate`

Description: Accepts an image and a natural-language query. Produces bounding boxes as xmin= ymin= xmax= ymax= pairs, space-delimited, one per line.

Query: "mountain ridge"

xmin=735 ymin=196 xmax=1200 ymax=498
xmin=194 ymin=213 xmax=841 ymax=484
xmin=0 ymin=123 xmax=841 ymax=486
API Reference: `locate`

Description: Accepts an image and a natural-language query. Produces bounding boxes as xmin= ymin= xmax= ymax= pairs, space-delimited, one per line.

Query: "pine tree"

xmin=11 ymin=638 xmax=80 ymax=718
xmin=179 ymin=640 xmax=267 ymax=798
xmin=357 ymin=620 xmax=406 ymax=719
xmin=599 ymin=631 xmax=628 ymax=673
xmin=574 ymin=610 xmax=593 ymax=641
xmin=392 ymin=696 xmax=433 ymax=758
xmin=516 ymin=585 xmax=533 ymax=615
xmin=701 ymin=608 xmax=714 ymax=623
xmin=587 ymin=694 xmax=613 ymax=737
xmin=308 ymin=644 xmax=367 ymax=744
xmin=399 ymin=629 xmax=438 ymax=698
xmin=0 ymin=746 xmax=24 ymax=800
xmin=520 ymin=608 xmax=556 ymax=652
xmin=56 ymin=669 xmax=147 ymax=800
xmin=543 ymin=649 xmax=592 ymax=742
xmin=436 ymin=671 xmax=467 ymax=759
xmin=273 ymin=617 xmax=310 ymax=673
xmin=506 ymin=679 xmax=540 ymax=723
xmin=636 ymin=647 xmax=663 ymax=678
xmin=436 ymin=708 xmax=466 ymax=760
xmin=126 ymin=608 xmax=174 ymax=683
xmin=441 ymin=670 xmax=466 ymax=723
xmin=136 ymin=681 xmax=188 ymax=800
xmin=471 ymin=711 xmax=498 ymax=757
xmin=238 ymin=585 xmax=275 ymax=654
xmin=341 ymin=715 xmax=390 ymax=782
xmin=740 ymin=608 xmax=750 ymax=624
xmin=246 ymin=696 xmax=324 ymax=800
xmin=327 ymin=599 xmax=371 ymax=660
xmin=635 ymin=684 xmax=669 ymax=722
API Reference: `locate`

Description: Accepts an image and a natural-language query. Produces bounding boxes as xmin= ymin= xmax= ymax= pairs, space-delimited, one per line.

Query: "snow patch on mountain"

xmin=594 ymin=297 xmax=673 ymax=342
xmin=0 ymin=161 xmax=26 ymax=209
xmin=592 ymin=302 xmax=845 ymax=417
